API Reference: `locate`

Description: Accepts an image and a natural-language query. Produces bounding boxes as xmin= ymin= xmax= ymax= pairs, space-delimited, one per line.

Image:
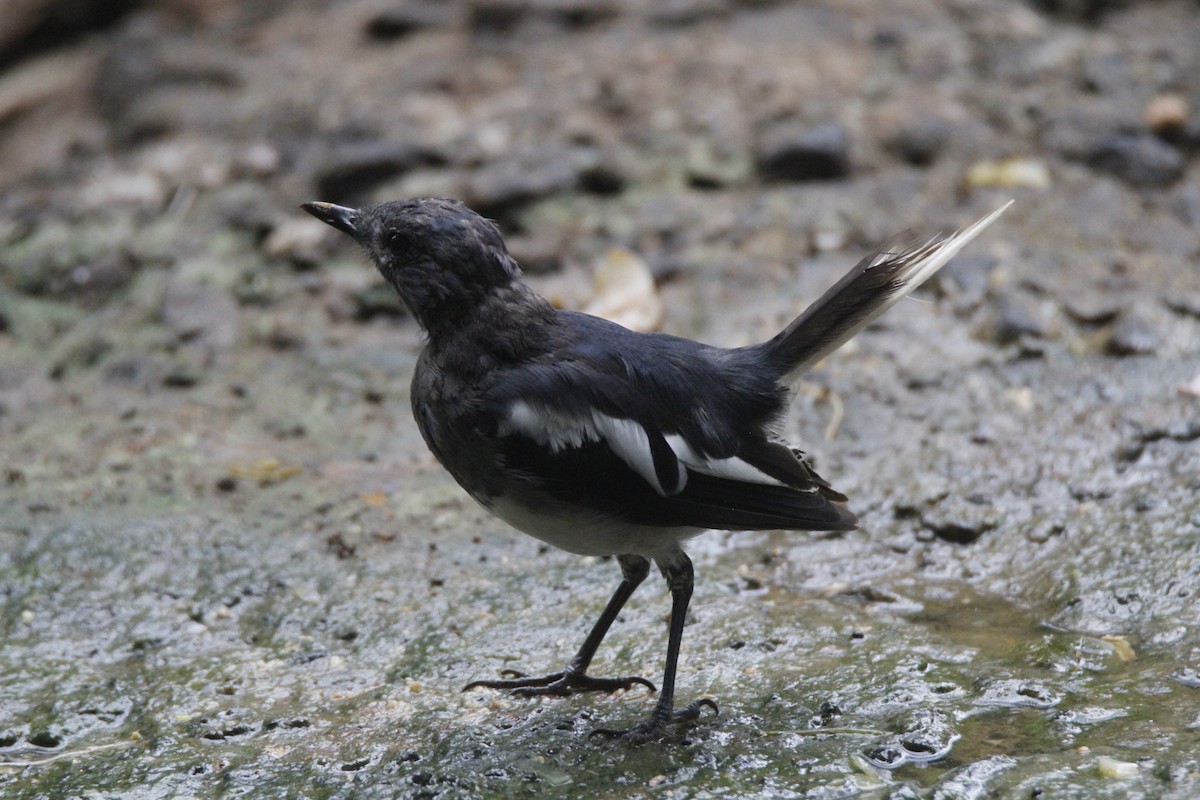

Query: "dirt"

xmin=1 ymin=0 xmax=1198 ymax=797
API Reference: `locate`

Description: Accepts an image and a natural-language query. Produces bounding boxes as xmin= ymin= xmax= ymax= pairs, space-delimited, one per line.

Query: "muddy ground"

xmin=1 ymin=0 xmax=1198 ymax=797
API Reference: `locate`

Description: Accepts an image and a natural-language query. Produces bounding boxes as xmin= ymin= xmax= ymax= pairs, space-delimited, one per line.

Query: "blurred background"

xmin=1 ymin=0 xmax=1198 ymax=797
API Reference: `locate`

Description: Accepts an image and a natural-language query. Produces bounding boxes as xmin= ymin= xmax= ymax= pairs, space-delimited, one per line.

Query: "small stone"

xmin=578 ymin=159 xmax=626 ymax=196
xmin=756 ymin=122 xmax=851 ymax=183
xmin=982 ymin=294 xmax=1050 ymax=345
xmin=1173 ymin=668 xmax=1200 ymax=688
xmin=1163 ymin=290 xmax=1200 ymax=319
xmin=314 ymin=139 xmax=443 ymax=203
xmin=811 ymin=210 xmax=852 ymax=252
xmin=964 ymin=157 xmax=1051 ymax=190
xmin=684 ymin=140 xmax=751 ymax=190
xmin=264 ymin=216 xmax=333 ymax=270
xmin=1144 ymin=93 xmax=1189 ymax=136
xmin=364 ymin=5 xmax=455 ymax=40
xmin=467 ymin=0 xmax=618 ymax=35
xmin=1096 ymin=756 xmax=1139 ymax=779
xmin=233 ymin=142 xmax=282 ymax=178
xmin=1030 ymin=0 xmax=1133 ymax=22
xmin=162 ymin=365 xmax=202 ymax=388
xmin=581 ymin=248 xmax=663 ymax=333
xmin=935 ymin=254 xmax=995 ymax=310
xmin=884 ymin=117 xmax=951 ymax=167
xmin=506 ymin=233 xmax=565 ymax=275
xmin=1105 ymin=312 xmax=1160 ymax=356
xmin=1087 ymin=133 xmax=1184 ymax=188
xmin=466 ymin=146 xmax=598 ymax=222
xmin=1027 ymin=522 xmax=1066 ymax=544
xmin=1064 ymin=294 xmax=1123 ymax=325
xmin=648 ymin=0 xmax=730 ymax=27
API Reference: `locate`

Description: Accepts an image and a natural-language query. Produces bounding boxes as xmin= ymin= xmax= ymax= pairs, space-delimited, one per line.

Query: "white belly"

xmin=487 ymin=496 xmax=703 ymax=563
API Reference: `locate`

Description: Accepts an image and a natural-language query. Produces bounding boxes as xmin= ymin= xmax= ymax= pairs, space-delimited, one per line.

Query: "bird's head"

xmin=302 ymin=197 xmax=523 ymax=336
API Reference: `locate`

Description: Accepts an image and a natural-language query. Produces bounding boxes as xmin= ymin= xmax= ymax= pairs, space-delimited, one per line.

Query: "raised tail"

xmin=756 ymin=201 xmax=1012 ymax=383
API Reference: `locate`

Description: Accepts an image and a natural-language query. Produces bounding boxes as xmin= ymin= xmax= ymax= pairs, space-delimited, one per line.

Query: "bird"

xmin=302 ymin=195 xmax=1011 ymax=743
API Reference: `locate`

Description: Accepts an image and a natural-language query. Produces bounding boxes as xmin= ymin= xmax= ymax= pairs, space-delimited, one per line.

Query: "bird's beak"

xmin=302 ymin=201 xmax=359 ymax=237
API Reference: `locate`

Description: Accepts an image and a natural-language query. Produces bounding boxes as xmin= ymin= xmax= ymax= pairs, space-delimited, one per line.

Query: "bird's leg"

xmin=591 ymin=554 xmax=719 ymax=743
xmin=463 ymin=554 xmax=657 ymax=697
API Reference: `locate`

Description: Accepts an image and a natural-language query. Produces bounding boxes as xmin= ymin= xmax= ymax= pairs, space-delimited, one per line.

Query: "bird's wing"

xmin=484 ymin=352 xmax=855 ymax=532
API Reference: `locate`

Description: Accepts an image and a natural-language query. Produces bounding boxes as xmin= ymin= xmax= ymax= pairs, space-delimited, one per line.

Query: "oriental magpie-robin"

xmin=302 ymin=196 xmax=1010 ymax=742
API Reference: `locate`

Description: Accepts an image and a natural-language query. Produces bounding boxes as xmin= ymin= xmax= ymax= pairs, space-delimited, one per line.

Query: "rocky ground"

xmin=1 ymin=0 xmax=1198 ymax=797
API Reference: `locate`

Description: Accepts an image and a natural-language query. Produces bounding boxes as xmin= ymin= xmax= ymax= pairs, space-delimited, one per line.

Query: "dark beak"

xmin=302 ymin=201 xmax=359 ymax=237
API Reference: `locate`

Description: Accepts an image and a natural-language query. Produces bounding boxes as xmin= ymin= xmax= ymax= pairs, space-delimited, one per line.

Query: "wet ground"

xmin=1 ymin=0 xmax=1199 ymax=797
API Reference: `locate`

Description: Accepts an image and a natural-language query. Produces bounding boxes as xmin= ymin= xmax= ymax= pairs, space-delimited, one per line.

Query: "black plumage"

xmin=302 ymin=195 xmax=1009 ymax=742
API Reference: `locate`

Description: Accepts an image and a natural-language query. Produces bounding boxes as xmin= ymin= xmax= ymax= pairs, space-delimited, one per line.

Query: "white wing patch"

xmin=502 ymin=401 xmax=680 ymax=496
xmin=501 ymin=402 xmax=792 ymax=496
xmin=664 ymin=435 xmax=785 ymax=487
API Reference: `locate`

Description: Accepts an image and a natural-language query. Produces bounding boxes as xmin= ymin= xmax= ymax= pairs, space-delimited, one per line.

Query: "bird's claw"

xmin=463 ymin=670 xmax=656 ymax=697
xmin=589 ymin=698 xmax=720 ymax=743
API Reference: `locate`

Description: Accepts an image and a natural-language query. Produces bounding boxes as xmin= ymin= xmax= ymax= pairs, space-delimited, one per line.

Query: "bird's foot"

xmin=589 ymin=698 xmax=719 ymax=744
xmin=463 ymin=668 xmax=656 ymax=698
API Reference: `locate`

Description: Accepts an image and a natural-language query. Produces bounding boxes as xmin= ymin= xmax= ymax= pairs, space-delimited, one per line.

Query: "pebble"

xmin=580 ymin=248 xmax=663 ymax=332
xmin=505 ymin=233 xmax=566 ymax=275
xmin=1087 ymin=132 xmax=1184 ymax=188
xmin=1144 ymin=93 xmax=1189 ymax=136
xmin=315 ymin=139 xmax=443 ymax=202
xmin=964 ymin=157 xmax=1051 ymax=190
xmin=1105 ymin=311 xmax=1161 ymax=356
xmin=264 ymin=216 xmax=334 ymax=270
xmin=1063 ymin=293 xmax=1123 ymax=325
xmin=935 ymin=254 xmax=995 ymax=311
xmin=1096 ymin=756 xmax=1139 ymax=779
xmin=811 ymin=210 xmax=852 ymax=252
xmin=364 ymin=5 xmax=458 ymax=40
xmin=467 ymin=0 xmax=619 ymax=35
xmin=1163 ymin=290 xmax=1200 ymax=319
xmin=1031 ymin=0 xmax=1133 ymax=22
xmin=920 ymin=496 xmax=998 ymax=544
xmin=648 ymin=0 xmax=730 ymax=27
xmin=982 ymin=294 xmax=1051 ymax=345
xmin=162 ymin=363 xmax=203 ymax=388
xmin=232 ymin=142 xmax=282 ymax=178
xmin=756 ymin=122 xmax=851 ymax=183
xmin=884 ymin=117 xmax=951 ymax=167
xmin=685 ymin=140 xmax=751 ymax=190
xmin=466 ymin=146 xmax=601 ymax=221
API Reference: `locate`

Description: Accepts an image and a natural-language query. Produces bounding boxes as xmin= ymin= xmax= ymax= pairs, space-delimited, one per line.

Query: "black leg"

xmin=591 ymin=554 xmax=718 ymax=743
xmin=463 ymin=554 xmax=657 ymax=696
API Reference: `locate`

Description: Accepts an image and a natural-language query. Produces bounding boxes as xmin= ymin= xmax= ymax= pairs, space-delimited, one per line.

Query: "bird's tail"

xmin=756 ymin=201 xmax=1012 ymax=383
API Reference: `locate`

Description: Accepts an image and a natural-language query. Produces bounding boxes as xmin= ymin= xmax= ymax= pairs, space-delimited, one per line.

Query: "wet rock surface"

xmin=1 ymin=0 xmax=1199 ymax=797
